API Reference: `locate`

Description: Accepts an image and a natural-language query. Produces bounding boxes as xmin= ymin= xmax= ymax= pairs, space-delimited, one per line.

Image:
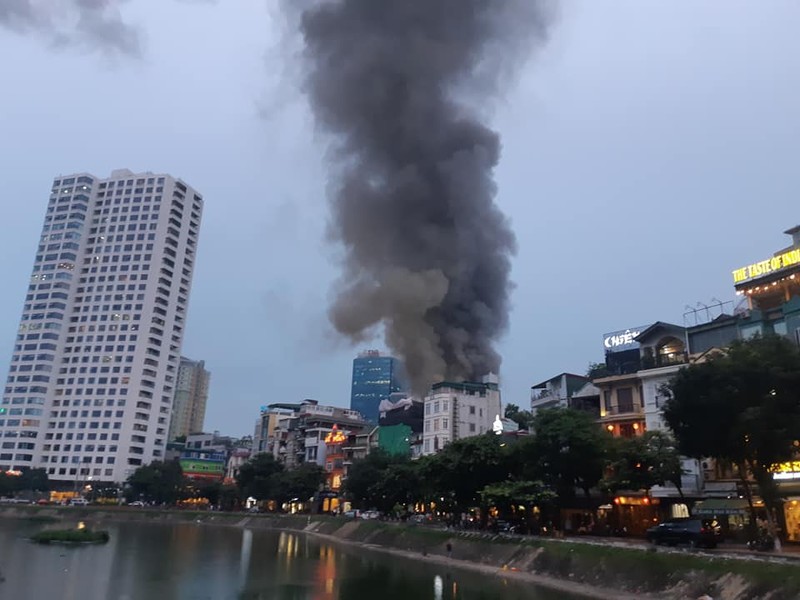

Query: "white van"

xmin=70 ymin=498 xmax=89 ymax=506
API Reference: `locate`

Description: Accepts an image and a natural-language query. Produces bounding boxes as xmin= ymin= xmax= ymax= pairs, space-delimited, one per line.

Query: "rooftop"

xmin=431 ymin=380 xmax=499 ymax=393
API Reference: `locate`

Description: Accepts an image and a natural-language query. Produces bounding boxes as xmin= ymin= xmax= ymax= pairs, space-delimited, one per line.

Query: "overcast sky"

xmin=1 ymin=1 xmax=799 ymax=437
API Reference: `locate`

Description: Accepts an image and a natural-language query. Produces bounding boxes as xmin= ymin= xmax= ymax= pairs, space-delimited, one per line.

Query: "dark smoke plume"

xmin=0 ymin=0 xmax=140 ymax=55
xmin=289 ymin=0 xmax=551 ymax=393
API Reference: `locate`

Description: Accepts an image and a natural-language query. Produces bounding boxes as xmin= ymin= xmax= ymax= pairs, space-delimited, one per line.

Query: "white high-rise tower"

xmin=0 ymin=169 xmax=203 ymax=484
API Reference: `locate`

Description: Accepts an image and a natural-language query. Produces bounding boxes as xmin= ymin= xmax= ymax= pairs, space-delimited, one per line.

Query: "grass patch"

xmin=31 ymin=528 xmax=110 ymax=545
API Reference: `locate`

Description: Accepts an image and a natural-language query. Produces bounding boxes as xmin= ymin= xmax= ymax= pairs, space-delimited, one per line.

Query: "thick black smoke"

xmin=290 ymin=0 xmax=551 ymax=393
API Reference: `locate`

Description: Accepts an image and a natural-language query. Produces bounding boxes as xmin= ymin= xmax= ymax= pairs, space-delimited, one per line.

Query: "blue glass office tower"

xmin=349 ymin=351 xmax=406 ymax=423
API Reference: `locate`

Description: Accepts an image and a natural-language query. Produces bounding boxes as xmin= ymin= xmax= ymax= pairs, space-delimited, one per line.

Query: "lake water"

xmin=0 ymin=518 xmax=583 ymax=600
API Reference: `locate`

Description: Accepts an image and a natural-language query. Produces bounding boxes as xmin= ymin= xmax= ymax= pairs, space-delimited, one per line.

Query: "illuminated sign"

xmin=324 ymin=427 xmax=347 ymax=445
xmin=771 ymin=461 xmax=800 ymax=481
xmin=603 ymin=326 xmax=647 ymax=353
xmin=732 ymin=248 xmax=800 ymax=284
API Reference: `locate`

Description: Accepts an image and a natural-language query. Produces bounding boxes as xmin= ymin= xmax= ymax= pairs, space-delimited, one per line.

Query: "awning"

xmin=693 ymin=498 xmax=751 ymax=516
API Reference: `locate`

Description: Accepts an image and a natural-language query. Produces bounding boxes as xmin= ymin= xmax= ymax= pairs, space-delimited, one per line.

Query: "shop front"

xmin=772 ymin=462 xmax=800 ymax=542
xmin=611 ymin=495 xmax=660 ymax=536
xmin=693 ymin=497 xmax=762 ymax=542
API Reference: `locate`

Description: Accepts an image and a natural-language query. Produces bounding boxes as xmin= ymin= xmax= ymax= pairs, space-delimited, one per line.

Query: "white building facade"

xmin=634 ymin=322 xmax=703 ymax=499
xmin=422 ymin=376 xmax=502 ymax=456
xmin=0 ymin=169 xmax=203 ymax=484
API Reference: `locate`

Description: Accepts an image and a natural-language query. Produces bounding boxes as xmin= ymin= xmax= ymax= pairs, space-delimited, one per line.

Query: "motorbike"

xmin=746 ymin=531 xmax=775 ymax=551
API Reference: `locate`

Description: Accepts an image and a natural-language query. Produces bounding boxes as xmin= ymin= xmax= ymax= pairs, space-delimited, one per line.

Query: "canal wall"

xmin=1 ymin=506 xmax=797 ymax=599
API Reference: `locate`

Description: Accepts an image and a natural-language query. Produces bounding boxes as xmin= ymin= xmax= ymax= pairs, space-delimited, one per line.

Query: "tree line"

xmin=344 ymin=409 xmax=683 ymax=530
xmin=126 ymin=454 xmax=325 ymax=509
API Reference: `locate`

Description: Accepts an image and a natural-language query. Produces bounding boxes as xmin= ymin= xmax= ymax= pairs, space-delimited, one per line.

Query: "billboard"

xmin=603 ymin=326 xmax=648 ymax=353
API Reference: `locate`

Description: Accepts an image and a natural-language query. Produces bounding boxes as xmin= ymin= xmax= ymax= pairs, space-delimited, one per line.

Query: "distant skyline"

xmin=1 ymin=2 xmax=799 ymax=436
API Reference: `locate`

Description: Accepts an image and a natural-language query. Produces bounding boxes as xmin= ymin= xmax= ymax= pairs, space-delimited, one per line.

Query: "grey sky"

xmin=1 ymin=1 xmax=798 ymax=436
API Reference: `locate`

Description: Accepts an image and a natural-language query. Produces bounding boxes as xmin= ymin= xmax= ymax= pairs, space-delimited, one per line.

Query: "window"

xmin=469 ymin=423 xmax=476 ymax=433
xmin=469 ymin=406 xmax=475 ymax=415
xmin=617 ymin=388 xmax=635 ymax=413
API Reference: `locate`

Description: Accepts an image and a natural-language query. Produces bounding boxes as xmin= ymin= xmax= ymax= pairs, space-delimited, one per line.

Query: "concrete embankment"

xmin=2 ymin=506 xmax=798 ymax=599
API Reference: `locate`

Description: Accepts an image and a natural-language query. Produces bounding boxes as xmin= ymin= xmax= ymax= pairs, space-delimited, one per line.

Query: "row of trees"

xmin=126 ymin=454 xmax=325 ymax=509
xmin=345 ymin=408 xmax=683 ymax=525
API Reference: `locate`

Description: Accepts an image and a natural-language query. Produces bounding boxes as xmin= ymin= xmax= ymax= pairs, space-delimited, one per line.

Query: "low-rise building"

xmin=593 ymin=326 xmax=648 ymax=438
xmin=422 ymin=375 xmax=502 ymax=456
xmin=530 ymin=373 xmax=590 ymax=414
xmin=378 ymin=396 xmax=423 ymax=458
xmin=254 ymin=400 xmax=368 ymax=469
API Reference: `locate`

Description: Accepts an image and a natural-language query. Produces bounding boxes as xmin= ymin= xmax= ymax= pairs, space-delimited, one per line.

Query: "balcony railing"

xmin=601 ymin=403 xmax=642 ymax=417
xmin=641 ymin=352 xmax=688 ymax=370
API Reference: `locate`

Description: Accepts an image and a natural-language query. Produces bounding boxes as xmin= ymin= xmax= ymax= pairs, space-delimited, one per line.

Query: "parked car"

xmin=69 ymin=498 xmax=89 ymax=507
xmin=646 ymin=518 xmax=722 ymax=549
xmin=128 ymin=501 xmax=146 ymax=508
xmin=408 ymin=513 xmax=432 ymax=524
xmin=343 ymin=510 xmax=359 ymax=519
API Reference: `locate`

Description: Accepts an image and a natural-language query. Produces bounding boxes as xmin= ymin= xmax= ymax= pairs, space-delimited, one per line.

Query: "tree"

xmin=343 ymin=449 xmax=400 ymax=508
xmin=192 ymin=480 xmax=223 ymax=505
xmin=664 ymin=335 xmax=800 ymax=551
xmin=480 ymin=480 xmax=556 ymax=528
xmin=18 ymin=468 xmax=49 ymax=492
xmin=519 ymin=408 xmax=610 ymax=502
xmin=0 ymin=472 xmax=19 ymax=496
xmin=504 ymin=403 xmax=534 ymax=430
xmin=219 ymin=484 xmax=240 ymax=511
xmin=236 ymin=453 xmax=284 ymax=501
xmin=270 ymin=463 xmax=325 ymax=505
xmin=602 ymin=432 xmax=684 ymax=496
xmin=418 ymin=434 xmax=508 ymax=516
xmin=642 ymin=431 xmax=685 ymax=497
xmin=369 ymin=461 xmax=420 ymax=513
xmin=126 ymin=460 xmax=186 ymax=505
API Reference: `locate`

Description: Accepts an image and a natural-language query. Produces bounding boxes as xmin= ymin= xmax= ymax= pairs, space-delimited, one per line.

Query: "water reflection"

xmin=0 ymin=520 xmax=579 ymax=600
xmin=239 ymin=529 xmax=252 ymax=585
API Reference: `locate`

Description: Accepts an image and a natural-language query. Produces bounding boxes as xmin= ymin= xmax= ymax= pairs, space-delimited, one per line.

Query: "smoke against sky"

xmin=0 ymin=0 xmax=220 ymax=55
xmin=288 ymin=0 xmax=552 ymax=393
xmin=0 ymin=0 xmax=139 ymax=54
xmin=2 ymin=2 xmax=799 ymax=434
